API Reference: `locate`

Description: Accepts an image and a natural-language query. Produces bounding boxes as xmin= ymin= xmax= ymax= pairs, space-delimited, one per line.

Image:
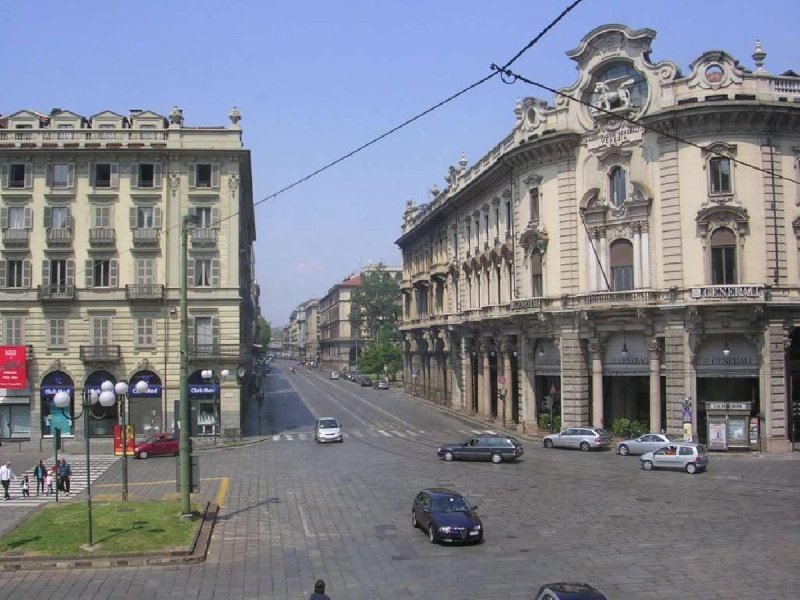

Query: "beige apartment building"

xmin=319 ymin=275 xmax=362 ymax=371
xmin=397 ymin=25 xmax=800 ymax=452
xmin=0 ymin=106 xmax=257 ymax=445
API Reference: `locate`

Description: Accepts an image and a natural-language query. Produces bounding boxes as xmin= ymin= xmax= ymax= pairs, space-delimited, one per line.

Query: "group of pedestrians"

xmin=0 ymin=458 xmax=72 ymax=501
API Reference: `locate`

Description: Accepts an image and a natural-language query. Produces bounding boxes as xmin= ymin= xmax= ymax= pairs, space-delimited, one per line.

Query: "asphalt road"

xmin=3 ymin=361 xmax=800 ymax=599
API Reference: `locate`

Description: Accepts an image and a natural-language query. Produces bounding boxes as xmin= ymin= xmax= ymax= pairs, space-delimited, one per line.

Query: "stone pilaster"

xmin=588 ymin=338 xmax=603 ymax=429
xmin=648 ymin=338 xmax=662 ymax=433
xmin=560 ymin=328 xmax=589 ymax=427
xmin=658 ymin=137 xmax=683 ymax=287
xmin=663 ymin=323 xmax=688 ymax=435
xmin=764 ymin=320 xmax=790 ymax=452
xmin=557 ymin=159 xmax=579 ymax=293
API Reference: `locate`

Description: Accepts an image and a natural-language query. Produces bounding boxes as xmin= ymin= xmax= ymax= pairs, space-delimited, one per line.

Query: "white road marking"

xmin=298 ymin=504 xmax=314 ymax=538
xmin=390 ymin=430 xmax=406 ymax=437
xmin=377 ymin=430 xmax=392 ymax=437
xmin=272 ymin=434 xmax=280 ymax=441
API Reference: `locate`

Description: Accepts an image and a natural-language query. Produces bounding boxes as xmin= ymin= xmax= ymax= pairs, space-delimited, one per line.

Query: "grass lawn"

xmin=0 ymin=500 xmax=198 ymax=556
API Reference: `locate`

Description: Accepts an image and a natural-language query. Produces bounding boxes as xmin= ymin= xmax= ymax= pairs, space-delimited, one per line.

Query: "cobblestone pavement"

xmin=2 ymin=363 xmax=799 ymax=599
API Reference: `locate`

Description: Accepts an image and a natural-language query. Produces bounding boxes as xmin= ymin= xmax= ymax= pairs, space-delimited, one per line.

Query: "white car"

xmin=330 ymin=371 xmax=340 ymax=380
xmin=314 ymin=417 xmax=343 ymax=443
xmin=617 ymin=433 xmax=679 ymax=456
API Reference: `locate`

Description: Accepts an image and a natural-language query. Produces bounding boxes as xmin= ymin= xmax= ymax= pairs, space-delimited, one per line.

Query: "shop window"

xmin=710 ymin=227 xmax=737 ymax=284
xmin=609 ymin=166 xmax=627 ymax=207
xmin=709 ymin=157 xmax=732 ymax=194
xmin=531 ymin=250 xmax=543 ymax=297
xmin=610 ymin=239 xmax=634 ymax=291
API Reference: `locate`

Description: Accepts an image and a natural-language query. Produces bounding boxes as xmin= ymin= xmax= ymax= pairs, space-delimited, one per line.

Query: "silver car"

xmin=543 ymin=427 xmax=612 ymax=451
xmin=617 ymin=433 xmax=679 ymax=456
xmin=314 ymin=417 xmax=343 ymax=443
xmin=640 ymin=442 xmax=709 ymax=474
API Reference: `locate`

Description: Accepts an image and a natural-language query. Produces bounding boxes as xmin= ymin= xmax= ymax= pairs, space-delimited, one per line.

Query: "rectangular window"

xmin=196 ymin=164 xmax=212 ymax=188
xmin=195 ymin=258 xmax=212 ymax=286
xmin=136 ymin=257 xmax=155 ymax=284
xmin=48 ymin=318 xmax=66 ymax=348
xmin=483 ymin=213 xmax=489 ymax=242
xmin=50 ymin=259 xmax=68 ymax=286
xmin=709 ymin=157 xmax=732 ymax=194
xmin=50 ymin=206 xmax=69 ymax=228
xmin=136 ymin=318 xmax=155 ymax=347
xmin=51 ymin=164 xmax=73 ymax=189
xmin=530 ymin=188 xmax=540 ymax=222
xmin=4 ymin=316 xmax=23 ymax=345
xmin=712 ymin=246 xmax=736 ymax=284
xmin=7 ymin=206 xmax=25 ymax=229
xmin=93 ymin=205 xmax=111 ymax=228
xmin=8 ymin=164 xmax=26 ymax=188
xmin=0 ymin=405 xmax=30 ymax=439
xmin=611 ymin=265 xmax=634 ymax=291
xmin=195 ymin=316 xmax=213 ymax=346
xmin=94 ymin=163 xmax=112 ymax=187
xmin=91 ymin=316 xmax=111 ymax=346
xmin=6 ymin=260 xmax=24 ymax=288
xmin=195 ymin=206 xmax=212 ymax=228
xmin=137 ymin=206 xmax=154 ymax=228
xmin=505 ymin=201 xmax=512 ymax=235
xmin=93 ymin=259 xmax=111 ymax=287
xmin=494 ymin=206 xmax=500 ymax=238
xmin=138 ymin=164 xmax=155 ymax=188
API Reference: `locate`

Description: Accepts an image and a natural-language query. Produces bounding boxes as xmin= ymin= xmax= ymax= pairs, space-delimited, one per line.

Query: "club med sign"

xmin=0 ymin=346 xmax=27 ymax=389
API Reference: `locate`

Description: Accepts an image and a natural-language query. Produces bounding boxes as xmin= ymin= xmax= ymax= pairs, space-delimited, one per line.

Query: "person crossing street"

xmin=0 ymin=461 xmax=16 ymax=500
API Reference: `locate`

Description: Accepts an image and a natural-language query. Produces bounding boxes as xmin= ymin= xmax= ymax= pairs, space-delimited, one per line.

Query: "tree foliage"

xmin=350 ymin=265 xmax=402 ymax=341
xmin=256 ymin=317 xmax=272 ymax=347
xmin=357 ymin=339 xmax=403 ymax=377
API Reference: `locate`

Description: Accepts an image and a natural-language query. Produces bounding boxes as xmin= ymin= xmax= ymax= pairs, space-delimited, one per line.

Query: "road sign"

xmin=498 ymin=375 xmax=507 ymax=386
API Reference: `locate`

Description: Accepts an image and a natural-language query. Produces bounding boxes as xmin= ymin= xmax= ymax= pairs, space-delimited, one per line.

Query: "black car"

xmin=437 ymin=434 xmax=524 ymax=463
xmin=411 ymin=488 xmax=483 ymax=544
xmin=358 ymin=376 xmax=373 ymax=387
xmin=533 ymin=582 xmax=608 ymax=600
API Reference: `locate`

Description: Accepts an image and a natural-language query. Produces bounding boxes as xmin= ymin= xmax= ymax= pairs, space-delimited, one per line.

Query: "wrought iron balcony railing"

xmin=125 ymin=283 xmax=165 ymax=300
xmin=79 ymin=344 xmax=122 ymax=362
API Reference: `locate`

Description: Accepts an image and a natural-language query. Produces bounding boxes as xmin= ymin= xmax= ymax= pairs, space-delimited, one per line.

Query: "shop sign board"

xmin=113 ymin=424 xmax=135 ymax=456
xmin=0 ymin=346 xmax=27 ymax=389
xmin=708 ymin=421 xmax=727 ymax=451
xmin=707 ymin=401 xmax=751 ymax=411
xmin=690 ymin=286 xmax=763 ymax=299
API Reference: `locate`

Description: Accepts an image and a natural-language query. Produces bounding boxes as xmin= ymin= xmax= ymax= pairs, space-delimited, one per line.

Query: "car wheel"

xmin=139 ymin=451 xmax=148 ymax=460
xmin=412 ymin=510 xmax=418 ymax=529
xmin=618 ymin=444 xmax=630 ymax=456
xmin=491 ymin=453 xmax=502 ymax=464
xmin=443 ymin=451 xmax=454 ymax=462
xmin=580 ymin=441 xmax=590 ymax=452
xmin=428 ymin=525 xmax=437 ymax=544
xmin=543 ymin=439 xmax=554 ymax=449
xmin=685 ymin=462 xmax=698 ymax=474
xmin=642 ymin=460 xmax=653 ymax=471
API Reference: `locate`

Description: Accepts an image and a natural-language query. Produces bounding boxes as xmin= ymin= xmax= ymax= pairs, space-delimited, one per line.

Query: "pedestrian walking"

xmin=309 ymin=579 xmax=331 ymax=600
xmin=0 ymin=461 xmax=16 ymax=500
xmin=45 ymin=471 xmax=54 ymax=495
xmin=59 ymin=459 xmax=72 ymax=495
xmin=33 ymin=460 xmax=46 ymax=496
xmin=20 ymin=474 xmax=30 ymax=498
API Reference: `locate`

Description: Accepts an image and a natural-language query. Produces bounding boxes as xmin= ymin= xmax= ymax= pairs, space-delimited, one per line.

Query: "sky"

xmin=3 ymin=0 xmax=797 ymax=325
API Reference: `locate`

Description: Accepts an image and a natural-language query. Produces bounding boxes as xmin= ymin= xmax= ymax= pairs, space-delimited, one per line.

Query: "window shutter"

xmin=24 ymin=163 xmax=32 ymax=188
xmin=66 ymin=259 xmax=75 ymax=285
xmin=130 ymin=206 xmax=138 ymax=229
xmin=211 ymin=164 xmax=220 ymax=188
xmin=44 ymin=206 xmax=52 ymax=228
xmin=211 ymin=207 xmax=221 ymax=229
xmin=130 ymin=163 xmax=139 ymax=188
xmin=187 ymin=317 xmax=195 ymax=349
xmin=109 ymin=259 xmax=119 ymax=288
xmin=22 ymin=260 xmax=31 ymax=288
xmin=85 ymin=260 xmax=94 ymax=288
xmin=110 ymin=163 xmax=119 ymax=187
xmin=0 ymin=208 xmax=7 ymax=229
xmin=189 ymin=164 xmax=197 ymax=187
xmin=46 ymin=164 xmax=53 ymax=187
xmin=67 ymin=164 xmax=75 ymax=188
xmin=153 ymin=163 xmax=162 ymax=188
xmin=187 ymin=258 xmax=195 ymax=287
xmin=42 ymin=260 xmax=50 ymax=285
xmin=0 ymin=164 xmax=7 ymax=188
xmin=89 ymin=162 xmax=96 ymax=187
xmin=0 ymin=262 xmax=6 ymax=288
xmin=154 ymin=207 xmax=162 ymax=229
xmin=24 ymin=207 xmax=32 ymax=229
xmin=66 ymin=208 xmax=73 ymax=229
xmin=211 ymin=258 xmax=220 ymax=287
xmin=211 ymin=316 xmax=220 ymax=349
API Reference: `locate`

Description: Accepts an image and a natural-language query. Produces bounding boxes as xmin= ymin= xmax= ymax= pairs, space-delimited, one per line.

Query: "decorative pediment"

xmin=687 ymin=51 xmax=746 ymax=91
xmin=580 ymin=188 xmax=603 ymax=210
xmin=696 ymin=204 xmax=750 ymax=238
xmin=702 ymin=142 xmax=737 ymax=159
xmin=514 ymin=97 xmax=549 ymax=133
xmin=519 ymin=225 xmax=549 ymax=253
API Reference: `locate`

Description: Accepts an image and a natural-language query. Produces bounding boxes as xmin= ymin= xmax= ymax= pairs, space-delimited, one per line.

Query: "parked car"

xmin=330 ymin=371 xmax=340 ymax=380
xmin=543 ymin=427 xmax=612 ymax=451
xmin=640 ymin=442 xmax=708 ymax=474
xmin=314 ymin=417 xmax=343 ymax=443
xmin=134 ymin=433 xmax=178 ymax=459
xmin=358 ymin=376 xmax=373 ymax=387
xmin=373 ymin=380 xmax=389 ymax=390
xmin=437 ymin=434 xmax=523 ymax=463
xmin=533 ymin=582 xmax=609 ymax=600
xmin=411 ymin=488 xmax=483 ymax=544
xmin=617 ymin=433 xmax=678 ymax=456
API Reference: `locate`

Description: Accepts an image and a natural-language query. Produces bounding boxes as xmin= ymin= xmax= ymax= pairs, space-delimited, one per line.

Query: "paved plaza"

xmin=1 ymin=364 xmax=799 ymax=599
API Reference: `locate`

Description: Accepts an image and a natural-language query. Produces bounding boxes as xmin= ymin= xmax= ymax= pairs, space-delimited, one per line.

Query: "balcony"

xmin=188 ymin=343 xmax=241 ymax=360
xmin=89 ymin=227 xmax=116 ymax=247
xmin=191 ymin=228 xmax=217 ymax=246
xmin=46 ymin=227 xmax=72 ymax=247
xmin=125 ymin=283 xmax=165 ymax=300
xmin=37 ymin=284 xmax=75 ymax=300
xmin=79 ymin=344 xmax=122 ymax=363
xmin=132 ymin=227 xmax=160 ymax=247
xmin=2 ymin=228 xmax=29 ymax=248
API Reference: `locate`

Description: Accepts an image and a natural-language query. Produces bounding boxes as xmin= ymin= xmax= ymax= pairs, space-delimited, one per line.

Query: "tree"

xmin=350 ymin=264 xmax=402 ymax=342
xmin=357 ymin=338 xmax=403 ymax=378
xmin=256 ymin=317 xmax=272 ymax=347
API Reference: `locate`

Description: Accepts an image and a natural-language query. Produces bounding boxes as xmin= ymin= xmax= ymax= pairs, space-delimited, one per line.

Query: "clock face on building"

xmin=587 ymin=62 xmax=649 ymax=117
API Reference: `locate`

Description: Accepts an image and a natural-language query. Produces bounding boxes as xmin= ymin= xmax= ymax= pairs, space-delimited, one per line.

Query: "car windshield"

xmin=697 ymin=445 xmax=708 ymax=455
xmin=665 ymin=434 xmax=679 ymax=441
xmin=145 ymin=435 xmax=163 ymax=443
xmin=319 ymin=419 xmax=339 ymax=429
xmin=431 ymin=496 xmax=470 ymax=513
xmin=596 ymin=428 xmax=611 ymax=436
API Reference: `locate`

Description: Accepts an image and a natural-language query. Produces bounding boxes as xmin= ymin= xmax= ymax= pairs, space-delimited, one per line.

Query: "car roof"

xmin=421 ymin=488 xmax=464 ymax=498
xmin=317 ymin=417 xmax=338 ymax=423
xmin=537 ymin=582 xmax=606 ymax=599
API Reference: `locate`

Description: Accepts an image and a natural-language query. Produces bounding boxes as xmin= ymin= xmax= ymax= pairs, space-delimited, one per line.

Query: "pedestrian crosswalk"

xmin=1 ymin=454 xmax=119 ymax=508
xmin=266 ymin=428 xmax=499 ymax=443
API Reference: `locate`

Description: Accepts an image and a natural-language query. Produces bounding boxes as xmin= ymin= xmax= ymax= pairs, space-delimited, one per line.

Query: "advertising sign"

xmin=0 ymin=346 xmax=27 ymax=389
xmin=708 ymin=421 xmax=727 ymax=451
xmin=113 ymin=424 xmax=136 ymax=456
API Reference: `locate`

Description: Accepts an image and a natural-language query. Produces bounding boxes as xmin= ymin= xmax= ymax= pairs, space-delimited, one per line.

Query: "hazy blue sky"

xmin=3 ymin=1 xmax=796 ymax=324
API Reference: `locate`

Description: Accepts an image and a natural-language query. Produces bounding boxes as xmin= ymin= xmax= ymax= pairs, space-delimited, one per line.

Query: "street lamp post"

xmin=179 ymin=214 xmax=198 ymax=518
xmin=53 ymin=388 xmax=110 ymax=548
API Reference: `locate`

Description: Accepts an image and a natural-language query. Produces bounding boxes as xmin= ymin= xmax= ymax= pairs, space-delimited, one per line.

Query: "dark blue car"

xmin=534 ymin=582 xmax=608 ymax=600
xmin=411 ymin=488 xmax=483 ymax=544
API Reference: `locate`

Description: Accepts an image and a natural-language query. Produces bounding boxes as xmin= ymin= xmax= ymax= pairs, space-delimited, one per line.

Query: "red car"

xmin=134 ymin=433 xmax=178 ymax=459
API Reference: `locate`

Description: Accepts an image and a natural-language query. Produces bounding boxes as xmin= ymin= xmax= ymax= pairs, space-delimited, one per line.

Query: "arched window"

xmin=711 ymin=227 xmax=736 ymax=284
xmin=531 ymin=250 xmax=543 ymax=297
xmin=609 ymin=167 xmax=627 ymax=207
xmin=610 ymin=239 xmax=634 ymax=291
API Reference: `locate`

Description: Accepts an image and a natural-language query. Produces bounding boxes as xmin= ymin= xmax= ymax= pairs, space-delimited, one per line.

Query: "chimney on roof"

xmin=50 ymin=108 xmax=62 ymax=116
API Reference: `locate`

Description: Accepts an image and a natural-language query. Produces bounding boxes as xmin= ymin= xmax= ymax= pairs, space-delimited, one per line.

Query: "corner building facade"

xmin=396 ymin=25 xmax=800 ymax=452
xmin=0 ymin=106 xmax=257 ymax=445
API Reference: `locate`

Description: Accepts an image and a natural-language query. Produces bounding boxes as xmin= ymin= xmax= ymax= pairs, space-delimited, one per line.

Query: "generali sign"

xmin=0 ymin=346 xmax=27 ymax=389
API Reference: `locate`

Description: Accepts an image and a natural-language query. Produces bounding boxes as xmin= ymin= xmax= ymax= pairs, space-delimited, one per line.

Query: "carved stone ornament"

xmin=647 ymin=338 xmax=661 ymax=355
xmin=48 ymin=359 xmax=63 ymax=372
xmin=500 ymin=337 xmax=516 ymax=354
xmin=519 ymin=225 xmax=549 ymax=254
xmin=228 ymin=173 xmax=240 ymax=194
xmin=686 ymin=51 xmax=745 ymax=91
xmin=696 ymin=204 xmax=750 ymax=240
xmin=587 ymin=338 xmax=603 ymax=359
xmin=169 ymin=172 xmax=180 ymax=197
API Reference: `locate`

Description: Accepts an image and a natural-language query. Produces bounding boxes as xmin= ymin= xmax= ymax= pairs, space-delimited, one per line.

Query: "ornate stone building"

xmin=0 ymin=106 xmax=257 ymax=444
xmin=396 ymin=25 xmax=800 ymax=452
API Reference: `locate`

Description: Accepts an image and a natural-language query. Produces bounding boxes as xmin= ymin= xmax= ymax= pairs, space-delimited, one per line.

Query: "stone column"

xmin=589 ymin=339 xmax=603 ymax=429
xmin=599 ymin=232 xmax=608 ymax=291
xmin=633 ymin=224 xmax=642 ymax=289
xmin=764 ymin=320 xmax=790 ymax=452
xmin=463 ymin=338 xmax=474 ymax=414
xmin=641 ymin=224 xmax=651 ymax=288
xmin=649 ymin=338 xmax=662 ymax=433
xmin=501 ymin=337 xmax=515 ymax=425
xmin=480 ymin=337 xmax=492 ymax=417
xmin=561 ymin=329 xmax=589 ymax=427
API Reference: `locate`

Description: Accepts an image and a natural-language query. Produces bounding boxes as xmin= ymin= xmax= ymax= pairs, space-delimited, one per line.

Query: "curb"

xmin=0 ymin=502 xmax=219 ymax=571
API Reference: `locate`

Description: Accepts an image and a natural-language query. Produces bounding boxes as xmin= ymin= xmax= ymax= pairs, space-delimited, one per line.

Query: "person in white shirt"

xmin=0 ymin=461 xmax=15 ymax=500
